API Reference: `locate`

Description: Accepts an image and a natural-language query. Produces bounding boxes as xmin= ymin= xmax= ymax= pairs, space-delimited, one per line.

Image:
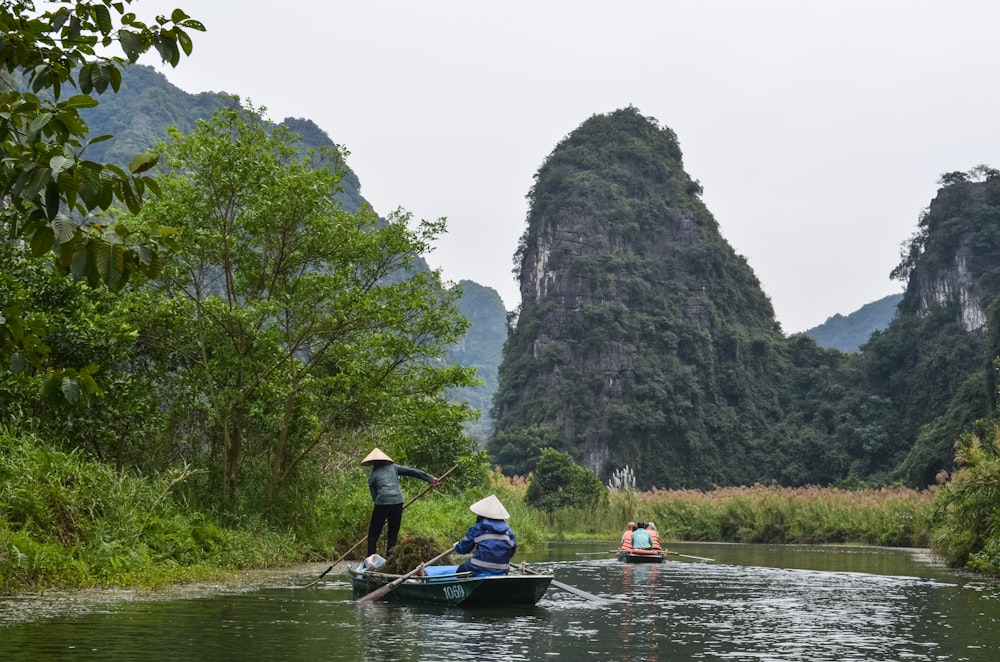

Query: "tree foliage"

xmin=132 ymin=102 xmax=477 ymax=503
xmin=931 ymin=416 xmax=1000 ymax=574
xmin=525 ymin=447 xmax=607 ymax=516
xmin=1 ymin=0 xmax=203 ymax=396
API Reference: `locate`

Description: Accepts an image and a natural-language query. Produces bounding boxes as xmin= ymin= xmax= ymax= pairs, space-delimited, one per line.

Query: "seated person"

xmin=647 ymin=521 xmax=663 ymax=551
xmin=631 ymin=522 xmax=653 ymax=550
xmin=453 ymin=494 xmax=517 ymax=576
xmin=620 ymin=522 xmax=637 ymax=551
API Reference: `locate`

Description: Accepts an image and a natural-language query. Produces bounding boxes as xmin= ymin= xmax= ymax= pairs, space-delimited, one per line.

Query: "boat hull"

xmin=617 ymin=550 xmax=666 ymax=564
xmin=348 ymin=569 xmax=552 ymax=606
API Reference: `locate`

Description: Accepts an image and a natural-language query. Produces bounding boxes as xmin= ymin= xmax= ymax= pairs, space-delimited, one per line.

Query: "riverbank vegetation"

xmin=6 ymin=419 xmax=1000 ymax=592
xmin=0 ymin=423 xmax=948 ymax=593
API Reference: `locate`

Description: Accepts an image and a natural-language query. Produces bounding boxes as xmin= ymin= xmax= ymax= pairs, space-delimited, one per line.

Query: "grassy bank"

xmin=0 ymin=430 xmax=304 ymax=592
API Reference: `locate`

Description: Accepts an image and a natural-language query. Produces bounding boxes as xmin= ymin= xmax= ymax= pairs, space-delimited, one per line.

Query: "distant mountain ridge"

xmin=802 ymin=293 xmax=903 ymax=352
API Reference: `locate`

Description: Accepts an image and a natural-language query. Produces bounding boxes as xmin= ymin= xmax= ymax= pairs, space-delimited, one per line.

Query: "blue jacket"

xmin=454 ymin=518 xmax=516 ymax=575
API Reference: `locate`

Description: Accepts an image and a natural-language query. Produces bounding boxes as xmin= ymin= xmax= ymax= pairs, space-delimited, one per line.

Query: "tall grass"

xmin=488 ymin=478 xmax=933 ymax=548
xmin=0 ymin=427 xmax=301 ymax=592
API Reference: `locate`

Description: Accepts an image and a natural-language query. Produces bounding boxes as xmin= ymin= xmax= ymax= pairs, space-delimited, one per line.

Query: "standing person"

xmin=631 ymin=521 xmax=653 ymax=550
xmin=454 ymin=494 xmax=517 ymax=576
xmin=362 ymin=447 xmax=440 ymax=557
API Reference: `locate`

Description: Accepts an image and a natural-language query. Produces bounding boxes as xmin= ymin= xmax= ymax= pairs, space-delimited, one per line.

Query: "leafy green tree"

xmin=488 ymin=424 xmax=561 ymax=477
xmin=1 ymin=0 xmax=203 ymax=394
xmin=134 ymin=103 xmax=477 ymax=502
xmin=0 ymin=246 xmax=168 ymax=469
xmin=931 ymin=417 xmax=1000 ymax=573
xmin=525 ymin=447 xmax=606 ymax=517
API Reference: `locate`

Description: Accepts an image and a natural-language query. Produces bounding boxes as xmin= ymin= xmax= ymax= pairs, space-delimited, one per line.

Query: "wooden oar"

xmin=301 ymin=536 xmax=370 ymax=589
xmin=575 ymin=551 xmax=617 ymax=556
xmin=667 ymin=551 xmax=715 ymax=562
xmin=356 ymin=547 xmax=455 ymax=603
xmin=302 ymin=463 xmax=460 ymax=589
xmin=519 ymin=566 xmax=608 ymax=603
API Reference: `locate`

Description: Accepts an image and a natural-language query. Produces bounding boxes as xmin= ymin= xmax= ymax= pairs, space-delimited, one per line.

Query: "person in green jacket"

xmin=362 ymin=447 xmax=440 ymax=557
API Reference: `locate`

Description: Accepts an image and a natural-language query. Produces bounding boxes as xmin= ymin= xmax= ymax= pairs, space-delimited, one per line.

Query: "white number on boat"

xmin=442 ymin=585 xmax=466 ymax=600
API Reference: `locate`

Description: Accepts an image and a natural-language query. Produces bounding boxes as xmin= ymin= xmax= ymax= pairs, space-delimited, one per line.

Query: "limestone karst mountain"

xmin=489 ymin=107 xmax=795 ymax=488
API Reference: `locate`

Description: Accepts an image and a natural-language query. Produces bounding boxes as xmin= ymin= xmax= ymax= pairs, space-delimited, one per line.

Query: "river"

xmin=2 ymin=542 xmax=998 ymax=661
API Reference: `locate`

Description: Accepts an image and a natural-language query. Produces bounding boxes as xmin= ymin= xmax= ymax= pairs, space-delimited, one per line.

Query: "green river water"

xmin=2 ymin=542 xmax=998 ymax=661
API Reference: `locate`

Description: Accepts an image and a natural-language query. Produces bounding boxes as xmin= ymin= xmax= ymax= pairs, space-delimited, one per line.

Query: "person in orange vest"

xmin=647 ymin=521 xmax=663 ymax=551
xmin=619 ymin=522 xmax=637 ymax=551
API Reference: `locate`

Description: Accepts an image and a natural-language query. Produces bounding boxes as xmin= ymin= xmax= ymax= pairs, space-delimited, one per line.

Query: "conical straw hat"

xmin=469 ymin=494 xmax=510 ymax=520
xmin=361 ymin=447 xmax=393 ymax=466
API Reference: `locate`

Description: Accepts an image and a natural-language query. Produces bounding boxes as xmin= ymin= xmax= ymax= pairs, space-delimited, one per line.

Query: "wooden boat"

xmin=348 ymin=565 xmax=553 ymax=606
xmin=616 ymin=549 xmax=666 ymax=564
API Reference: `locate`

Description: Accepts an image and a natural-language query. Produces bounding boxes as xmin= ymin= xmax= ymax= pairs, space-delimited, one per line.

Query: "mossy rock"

xmin=382 ymin=535 xmax=450 ymax=574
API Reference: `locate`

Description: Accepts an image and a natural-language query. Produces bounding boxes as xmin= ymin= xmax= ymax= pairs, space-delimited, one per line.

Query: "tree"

xmin=525 ymin=447 xmax=607 ymax=517
xmin=1 ymin=0 xmax=203 ymax=395
xmin=931 ymin=417 xmax=1000 ymax=573
xmin=135 ymin=103 xmax=477 ymax=502
xmin=0 ymin=247 xmax=167 ymax=469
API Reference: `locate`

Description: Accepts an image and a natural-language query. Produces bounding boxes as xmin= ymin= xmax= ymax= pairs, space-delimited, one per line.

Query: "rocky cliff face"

xmin=913 ymin=252 xmax=986 ymax=331
xmin=900 ymin=179 xmax=1000 ymax=332
xmin=489 ymin=108 xmax=785 ymax=488
xmin=863 ymin=174 xmax=1000 ymax=486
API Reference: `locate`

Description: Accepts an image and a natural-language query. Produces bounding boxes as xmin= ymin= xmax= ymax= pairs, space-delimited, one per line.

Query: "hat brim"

xmin=361 ymin=447 xmax=393 ymax=465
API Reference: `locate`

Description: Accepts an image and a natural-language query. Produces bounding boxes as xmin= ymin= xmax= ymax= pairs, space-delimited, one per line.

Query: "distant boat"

xmin=348 ymin=565 xmax=552 ymax=606
xmin=617 ymin=549 xmax=666 ymax=564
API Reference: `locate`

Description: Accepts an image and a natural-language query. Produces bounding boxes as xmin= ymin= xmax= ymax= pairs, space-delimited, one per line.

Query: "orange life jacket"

xmin=650 ymin=529 xmax=662 ymax=551
xmin=620 ymin=530 xmax=634 ymax=552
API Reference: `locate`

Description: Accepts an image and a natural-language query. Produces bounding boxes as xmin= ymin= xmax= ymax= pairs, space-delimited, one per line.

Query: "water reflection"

xmin=618 ymin=563 xmax=665 ymax=660
xmin=3 ymin=544 xmax=1000 ymax=661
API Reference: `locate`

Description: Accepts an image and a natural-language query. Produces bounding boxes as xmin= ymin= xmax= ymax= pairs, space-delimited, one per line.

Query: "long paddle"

xmin=356 ymin=547 xmax=455 ymax=603
xmin=519 ymin=566 xmax=608 ymax=603
xmin=667 ymin=550 xmax=715 ymax=562
xmin=302 ymin=463 xmax=460 ymax=588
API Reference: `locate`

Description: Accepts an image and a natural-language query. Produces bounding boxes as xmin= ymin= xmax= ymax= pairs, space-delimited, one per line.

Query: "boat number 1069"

xmin=442 ymin=585 xmax=466 ymax=600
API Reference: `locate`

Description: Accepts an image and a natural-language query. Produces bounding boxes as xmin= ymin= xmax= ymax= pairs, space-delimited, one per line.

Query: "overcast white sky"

xmin=139 ymin=0 xmax=1000 ymax=333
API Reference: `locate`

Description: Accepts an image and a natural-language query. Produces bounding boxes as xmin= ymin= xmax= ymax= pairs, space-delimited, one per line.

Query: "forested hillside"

xmin=490 ymin=108 xmax=837 ymax=488
xmin=445 ymin=281 xmax=508 ymax=442
xmin=861 ymin=170 xmax=1000 ymax=486
xmin=487 ymin=107 xmax=1000 ymax=490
